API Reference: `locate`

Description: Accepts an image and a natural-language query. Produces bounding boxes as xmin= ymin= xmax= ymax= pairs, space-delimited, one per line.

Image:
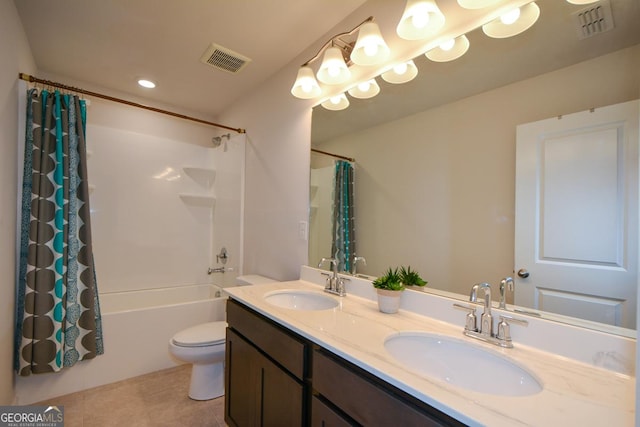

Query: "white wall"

xmin=316 ymin=45 xmax=640 ymax=297
xmin=0 ymin=1 xmax=36 ymax=405
xmin=219 ymin=70 xmax=314 ymax=281
xmin=85 ymin=117 xmax=243 ymax=293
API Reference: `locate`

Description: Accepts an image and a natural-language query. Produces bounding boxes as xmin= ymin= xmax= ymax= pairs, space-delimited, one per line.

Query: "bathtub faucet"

xmin=208 ymin=266 xmax=229 ymax=274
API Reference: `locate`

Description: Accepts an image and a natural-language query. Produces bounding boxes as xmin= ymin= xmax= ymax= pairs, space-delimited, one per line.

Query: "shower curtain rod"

xmin=18 ymin=73 xmax=246 ymax=134
xmin=311 ymin=148 xmax=355 ymax=162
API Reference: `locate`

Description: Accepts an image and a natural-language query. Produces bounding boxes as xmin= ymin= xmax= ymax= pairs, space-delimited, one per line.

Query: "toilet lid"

xmin=172 ymin=321 xmax=228 ymax=347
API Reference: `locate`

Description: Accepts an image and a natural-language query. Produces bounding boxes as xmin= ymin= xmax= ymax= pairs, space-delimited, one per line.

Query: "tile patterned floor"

xmin=34 ymin=365 xmax=226 ymax=427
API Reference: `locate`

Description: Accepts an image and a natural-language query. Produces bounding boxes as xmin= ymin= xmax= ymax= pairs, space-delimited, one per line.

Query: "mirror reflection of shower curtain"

xmin=331 ymin=160 xmax=355 ymax=273
xmin=15 ymin=88 xmax=104 ymax=376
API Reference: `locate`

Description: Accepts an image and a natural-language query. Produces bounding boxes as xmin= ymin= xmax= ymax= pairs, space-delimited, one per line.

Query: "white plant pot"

xmin=376 ymin=289 xmax=403 ymax=314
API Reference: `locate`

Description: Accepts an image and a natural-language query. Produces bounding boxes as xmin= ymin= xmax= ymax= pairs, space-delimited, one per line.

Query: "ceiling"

xmin=14 ymin=0 xmax=367 ymax=119
xmin=14 ymin=0 xmax=639 ymax=134
xmin=312 ymin=0 xmax=640 ymax=143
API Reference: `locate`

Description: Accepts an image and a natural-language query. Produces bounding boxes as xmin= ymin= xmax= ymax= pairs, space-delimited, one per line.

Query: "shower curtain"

xmin=331 ymin=160 xmax=356 ymax=273
xmin=14 ymin=88 xmax=104 ymax=376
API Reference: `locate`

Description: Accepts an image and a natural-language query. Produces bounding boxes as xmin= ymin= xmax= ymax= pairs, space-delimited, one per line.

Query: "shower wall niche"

xmin=87 ymin=123 xmax=244 ymax=294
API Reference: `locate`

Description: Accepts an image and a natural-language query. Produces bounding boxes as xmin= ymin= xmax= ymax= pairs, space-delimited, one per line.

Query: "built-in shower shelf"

xmin=183 ymin=167 xmax=216 ymax=188
xmin=179 ymin=193 xmax=216 ymax=207
xmin=310 ymin=185 xmax=319 ymax=200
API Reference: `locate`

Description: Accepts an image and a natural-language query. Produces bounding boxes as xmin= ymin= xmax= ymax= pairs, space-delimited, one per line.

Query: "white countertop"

xmin=225 ymin=279 xmax=635 ymax=426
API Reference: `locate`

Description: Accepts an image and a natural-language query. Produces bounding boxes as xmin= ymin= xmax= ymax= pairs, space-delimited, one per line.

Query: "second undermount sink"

xmin=264 ymin=289 xmax=339 ymax=311
xmin=384 ymin=332 xmax=542 ymax=396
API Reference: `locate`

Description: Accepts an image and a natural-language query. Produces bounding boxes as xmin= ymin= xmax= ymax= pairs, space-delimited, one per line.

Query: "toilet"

xmin=168 ymin=274 xmax=276 ymax=400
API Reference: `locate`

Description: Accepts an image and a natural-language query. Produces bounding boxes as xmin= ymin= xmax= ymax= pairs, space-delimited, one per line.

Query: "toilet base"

xmin=188 ymin=361 xmax=224 ymax=400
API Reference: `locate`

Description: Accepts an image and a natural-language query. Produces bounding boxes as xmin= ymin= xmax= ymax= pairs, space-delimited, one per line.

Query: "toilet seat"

xmin=172 ymin=321 xmax=227 ymax=347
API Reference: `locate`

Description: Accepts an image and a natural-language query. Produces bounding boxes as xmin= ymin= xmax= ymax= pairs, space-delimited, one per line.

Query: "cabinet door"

xmin=226 ymin=327 xmax=304 ymax=427
xmin=262 ymin=356 xmax=304 ymax=427
xmin=225 ymin=328 xmax=260 ymax=427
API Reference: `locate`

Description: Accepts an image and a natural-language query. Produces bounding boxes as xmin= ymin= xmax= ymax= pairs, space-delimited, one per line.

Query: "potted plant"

xmin=399 ymin=266 xmax=427 ymax=291
xmin=372 ymin=267 xmax=405 ymax=314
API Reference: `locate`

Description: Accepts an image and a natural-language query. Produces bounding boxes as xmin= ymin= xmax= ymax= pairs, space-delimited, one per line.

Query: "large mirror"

xmin=309 ymin=0 xmax=640 ymax=335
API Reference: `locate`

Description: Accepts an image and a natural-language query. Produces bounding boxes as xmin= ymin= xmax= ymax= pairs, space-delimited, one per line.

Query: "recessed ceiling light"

xmin=137 ymin=79 xmax=156 ymax=89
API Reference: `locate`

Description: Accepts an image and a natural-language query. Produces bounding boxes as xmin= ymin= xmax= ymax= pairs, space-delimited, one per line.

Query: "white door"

xmin=514 ymin=100 xmax=638 ymax=329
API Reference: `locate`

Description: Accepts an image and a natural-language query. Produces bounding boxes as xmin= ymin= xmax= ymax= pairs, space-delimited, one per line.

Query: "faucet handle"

xmin=453 ymin=303 xmax=478 ymax=332
xmin=318 ymin=257 xmax=337 ymax=269
xmin=496 ymin=314 xmax=528 ymax=345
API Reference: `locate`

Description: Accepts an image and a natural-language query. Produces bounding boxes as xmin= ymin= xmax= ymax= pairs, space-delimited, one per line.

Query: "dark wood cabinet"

xmin=225 ymin=299 xmax=307 ymax=427
xmin=312 ymin=348 xmax=465 ymax=427
xmin=225 ymin=298 xmax=466 ymax=427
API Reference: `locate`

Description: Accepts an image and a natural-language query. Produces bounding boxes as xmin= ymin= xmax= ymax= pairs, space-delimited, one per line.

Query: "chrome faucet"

xmin=351 ymin=255 xmax=367 ymax=275
xmin=499 ymin=276 xmax=514 ymax=309
xmin=454 ymin=282 xmax=528 ymax=348
xmin=470 ymin=282 xmax=493 ymax=337
xmin=318 ymin=258 xmax=347 ymax=296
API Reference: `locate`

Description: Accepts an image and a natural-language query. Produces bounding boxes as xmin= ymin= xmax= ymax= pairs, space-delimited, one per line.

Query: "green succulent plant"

xmin=399 ymin=266 xmax=427 ymax=287
xmin=372 ymin=267 xmax=405 ymax=291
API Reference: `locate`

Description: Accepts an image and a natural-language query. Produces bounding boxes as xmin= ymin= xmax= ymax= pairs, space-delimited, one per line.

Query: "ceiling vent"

xmin=200 ymin=43 xmax=251 ymax=74
xmin=572 ymin=0 xmax=615 ymax=40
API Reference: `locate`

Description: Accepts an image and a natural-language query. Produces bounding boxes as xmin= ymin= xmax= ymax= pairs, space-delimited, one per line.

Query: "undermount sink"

xmin=264 ymin=290 xmax=339 ymax=311
xmin=384 ymin=332 xmax=542 ymax=396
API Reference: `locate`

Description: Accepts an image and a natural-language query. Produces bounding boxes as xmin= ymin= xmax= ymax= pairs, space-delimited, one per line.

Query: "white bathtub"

xmin=100 ymin=283 xmax=224 ymax=313
xmin=14 ymin=284 xmax=228 ymax=405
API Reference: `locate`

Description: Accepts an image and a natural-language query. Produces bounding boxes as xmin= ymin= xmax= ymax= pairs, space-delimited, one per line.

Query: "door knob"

xmin=517 ymin=269 xmax=529 ymax=278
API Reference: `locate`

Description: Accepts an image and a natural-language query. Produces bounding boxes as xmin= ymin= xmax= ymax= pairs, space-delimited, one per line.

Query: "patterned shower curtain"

xmin=15 ymin=88 xmax=104 ymax=376
xmin=331 ymin=160 xmax=356 ymax=273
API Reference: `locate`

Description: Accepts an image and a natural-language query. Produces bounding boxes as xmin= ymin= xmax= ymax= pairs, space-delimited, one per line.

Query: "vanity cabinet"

xmin=311 ymin=348 xmax=465 ymax=427
xmin=225 ymin=298 xmax=465 ymax=427
xmin=225 ymin=299 xmax=307 ymax=427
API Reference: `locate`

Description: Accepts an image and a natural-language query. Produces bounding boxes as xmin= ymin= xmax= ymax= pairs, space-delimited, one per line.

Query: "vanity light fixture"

xmin=291 ymin=2 xmax=545 ymax=105
xmin=347 ymin=79 xmax=380 ymax=99
xmin=381 ymin=60 xmax=419 ymax=84
xmin=482 ymin=2 xmax=540 ymax=38
xmin=291 ymin=16 xmax=389 ymax=98
xmin=425 ymin=35 xmax=470 ymax=62
xmin=137 ymin=79 xmax=156 ymax=88
xmin=321 ymin=93 xmax=350 ymax=111
xmin=457 ymin=0 xmax=502 ymax=9
xmin=396 ymin=0 xmax=446 ymax=40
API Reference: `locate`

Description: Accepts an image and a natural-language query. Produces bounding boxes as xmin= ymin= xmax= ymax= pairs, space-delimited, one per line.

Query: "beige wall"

xmin=314 ymin=45 xmax=640 ymax=297
xmin=0 ymin=1 xmax=37 ymax=405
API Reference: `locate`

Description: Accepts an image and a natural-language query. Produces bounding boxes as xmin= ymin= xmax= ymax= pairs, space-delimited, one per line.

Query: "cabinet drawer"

xmin=227 ymin=298 xmax=306 ymax=380
xmin=313 ymin=349 xmax=464 ymax=427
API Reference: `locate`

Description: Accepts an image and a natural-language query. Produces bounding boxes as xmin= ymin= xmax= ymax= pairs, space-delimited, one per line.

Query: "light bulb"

xmin=301 ymin=82 xmax=313 ymax=93
xmin=328 ymin=66 xmax=340 ymax=77
xmin=412 ymin=12 xmax=429 ymax=29
xmin=358 ymin=82 xmax=371 ymax=91
xmin=394 ymin=63 xmax=408 ymax=74
xmin=330 ymin=96 xmax=342 ymax=105
xmin=439 ymin=39 xmax=455 ymax=51
xmin=364 ymin=43 xmax=378 ymax=57
xmin=501 ymin=7 xmax=521 ymax=25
